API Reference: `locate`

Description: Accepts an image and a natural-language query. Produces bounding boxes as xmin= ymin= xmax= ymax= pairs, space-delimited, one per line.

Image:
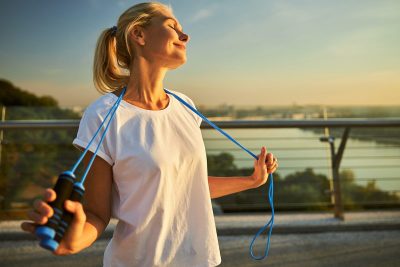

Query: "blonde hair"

xmin=93 ymin=2 xmax=173 ymax=94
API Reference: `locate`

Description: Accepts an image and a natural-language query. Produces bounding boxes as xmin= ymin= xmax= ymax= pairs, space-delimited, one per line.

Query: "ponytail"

xmin=93 ymin=27 xmax=128 ymax=94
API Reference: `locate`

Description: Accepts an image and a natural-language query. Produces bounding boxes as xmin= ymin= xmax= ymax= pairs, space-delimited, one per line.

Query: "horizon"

xmin=1 ymin=0 xmax=399 ymax=107
xmin=3 ymin=77 xmax=400 ymax=109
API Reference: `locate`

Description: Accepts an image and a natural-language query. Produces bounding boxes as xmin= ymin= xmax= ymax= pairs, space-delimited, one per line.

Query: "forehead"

xmin=153 ymin=10 xmax=180 ymax=25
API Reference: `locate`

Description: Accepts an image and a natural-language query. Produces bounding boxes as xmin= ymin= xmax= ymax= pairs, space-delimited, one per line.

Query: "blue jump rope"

xmin=35 ymin=86 xmax=274 ymax=260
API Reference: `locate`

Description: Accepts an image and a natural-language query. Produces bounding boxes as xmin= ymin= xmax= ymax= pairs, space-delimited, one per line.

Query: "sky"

xmin=0 ymin=0 xmax=399 ymax=108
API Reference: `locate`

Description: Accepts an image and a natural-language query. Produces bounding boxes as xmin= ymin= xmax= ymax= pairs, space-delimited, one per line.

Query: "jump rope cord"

xmin=164 ymin=88 xmax=275 ymax=260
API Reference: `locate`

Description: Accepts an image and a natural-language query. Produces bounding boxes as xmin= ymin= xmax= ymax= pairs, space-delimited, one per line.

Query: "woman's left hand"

xmin=249 ymin=146 xmax=278 ymax=188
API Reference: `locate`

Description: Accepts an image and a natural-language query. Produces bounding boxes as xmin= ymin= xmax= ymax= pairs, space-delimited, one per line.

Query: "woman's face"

xmin=133 ymin=9 xmax=190 ymax=69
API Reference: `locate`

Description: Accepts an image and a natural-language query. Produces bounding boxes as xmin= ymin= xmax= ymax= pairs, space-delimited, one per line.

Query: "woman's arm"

xmin=208 ymin=146 xmax=278 ymax=199
xmin=58 ymin=151 xmax=113 ymax=254
xmin=208 ymin=175 xmax=255 ymax=199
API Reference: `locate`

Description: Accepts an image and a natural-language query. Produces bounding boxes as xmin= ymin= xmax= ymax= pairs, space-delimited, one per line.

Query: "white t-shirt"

xmin=72 ymin=89 xmax=221 ymax=267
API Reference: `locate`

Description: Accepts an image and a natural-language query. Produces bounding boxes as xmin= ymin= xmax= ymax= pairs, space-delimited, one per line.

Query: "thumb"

xmin=259 ymin=146 xmax=267 ymax=165
xmin=52 ymin=200 xmax=86 ymax=255
xmin=64 ymin=200 xmax=86 ymax=227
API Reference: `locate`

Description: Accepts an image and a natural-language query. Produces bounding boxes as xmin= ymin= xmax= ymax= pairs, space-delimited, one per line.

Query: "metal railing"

xmin=1 ymin=118 xmax=400 ymax=129
xmin=1 ymin=118 xmax=400 ymax=220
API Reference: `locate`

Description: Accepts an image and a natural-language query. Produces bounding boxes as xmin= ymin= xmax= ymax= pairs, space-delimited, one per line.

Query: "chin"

xmin=169 ymin=56 xmax=187 ymax=69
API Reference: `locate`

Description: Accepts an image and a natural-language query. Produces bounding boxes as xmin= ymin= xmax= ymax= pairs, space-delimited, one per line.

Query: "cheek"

xmin=149 ymin=41 xmax=169 ymax=53
xmin=150 ymin=29 xmax=174 ymax=49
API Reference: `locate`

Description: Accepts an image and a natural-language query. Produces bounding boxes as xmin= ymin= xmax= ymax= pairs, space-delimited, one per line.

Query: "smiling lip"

xmin=174 ymin=44 xmax=186 ymax=49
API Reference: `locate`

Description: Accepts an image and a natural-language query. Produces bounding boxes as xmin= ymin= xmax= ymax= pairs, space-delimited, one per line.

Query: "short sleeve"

xmin=188 ymin=99 xmax=203 ymax=127
xmin=177 ymin=93 xmax=203 ymax=127
xmin=72 ymin=107 xmax=114 ymax=166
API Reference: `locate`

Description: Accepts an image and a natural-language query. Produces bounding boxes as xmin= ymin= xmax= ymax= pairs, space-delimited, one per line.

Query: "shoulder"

xmin=166 ymin=88 xmax=202 ymax=127
xmin=166 ymin=89 xmax=197 ymax=107
xmin=82 ymin=93 xmax=116 ymax=119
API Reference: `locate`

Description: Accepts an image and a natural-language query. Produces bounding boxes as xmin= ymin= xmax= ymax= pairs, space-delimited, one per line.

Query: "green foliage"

xmin=280 ymin=168 xmax=331 ymax=205
xmin=207 ymin=152 xmax=238 ymax=176
xmin=0 ymin=79 xmax=81 ymax=210
xmin=341 ymin=169 xmax=399 ymax=209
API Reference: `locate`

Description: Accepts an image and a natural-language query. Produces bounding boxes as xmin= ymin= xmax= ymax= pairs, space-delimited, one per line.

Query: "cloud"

xmin=190 ymin=6 xmax=216 ymax=23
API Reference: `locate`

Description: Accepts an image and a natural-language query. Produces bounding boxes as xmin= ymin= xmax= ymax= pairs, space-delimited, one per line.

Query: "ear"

xmin=130 ymin=25 xmax=146 ymax=46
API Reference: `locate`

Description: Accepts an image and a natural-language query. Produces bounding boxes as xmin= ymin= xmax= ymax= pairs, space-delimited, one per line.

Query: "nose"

xmin=179 ymin=32 xmax=189 ymax=43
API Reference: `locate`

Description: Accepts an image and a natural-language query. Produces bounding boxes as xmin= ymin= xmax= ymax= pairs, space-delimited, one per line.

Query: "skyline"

xmin=0 ymin=0 xmax=399 ymax=108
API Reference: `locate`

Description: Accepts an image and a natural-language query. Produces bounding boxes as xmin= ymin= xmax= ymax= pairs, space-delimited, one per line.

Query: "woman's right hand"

xmin=20 ymin=188 xmax=87 ymax=255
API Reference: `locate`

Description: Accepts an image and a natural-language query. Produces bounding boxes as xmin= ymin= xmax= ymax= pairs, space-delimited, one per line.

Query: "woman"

xmin=21 ymin=2 xmax=278 ymax=266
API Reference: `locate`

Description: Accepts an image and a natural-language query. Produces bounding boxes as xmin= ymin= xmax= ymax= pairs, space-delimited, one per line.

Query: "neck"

xmin=124 ymin=56 xmax=169 ymax=107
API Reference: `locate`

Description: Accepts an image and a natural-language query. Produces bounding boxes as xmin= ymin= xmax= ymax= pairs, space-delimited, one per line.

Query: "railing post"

xmin=320 ymin=127 xmax=350 ymax=220
xmin=0 ymin=106 xmax=5 ymax=210
xmin=0 ymin=106 xmax=5 ymax=167
xmin=323 ymin=137 xmax=344 ymax=220
xmin=332 ymin=156 xmax=344 ymax=220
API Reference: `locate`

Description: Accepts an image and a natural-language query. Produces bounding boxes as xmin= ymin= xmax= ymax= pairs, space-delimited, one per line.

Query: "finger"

xmin=272 ymin=165 xmax=278 ymax=173
xmin=266 ymin=153 xmax=274 ymax=165
xmin=268 ymin=161 xmax=278 ymax=170
xmin=64 ymin=200 xmax=86 ymax=225
xmin=33 ymin=199 xmax=54 ymax=218
xmin=268 ymin=163 xmax=278 ymax=173
xmin=43 ymin=188 xmax=57 ymax=202
xmin=61 ymin=200 xmax=86 ymax=245
xmin=259 ymin=147 xmax=267 ymax=165
xmin=27 ymin=210 xmax=48 ymax=225
xmin=21 ymin=221 xmax=37 ymax=234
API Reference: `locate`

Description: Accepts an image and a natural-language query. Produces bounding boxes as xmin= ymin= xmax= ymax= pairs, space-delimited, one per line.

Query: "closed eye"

xmin=164 ymin=17 xmax=184 ymax=32
xmin=169 ymin=24 xmax=183 ymax=32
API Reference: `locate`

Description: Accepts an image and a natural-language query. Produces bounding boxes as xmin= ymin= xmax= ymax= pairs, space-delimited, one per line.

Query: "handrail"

xmin=0 ymin=118 xmax=400 ymax=129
